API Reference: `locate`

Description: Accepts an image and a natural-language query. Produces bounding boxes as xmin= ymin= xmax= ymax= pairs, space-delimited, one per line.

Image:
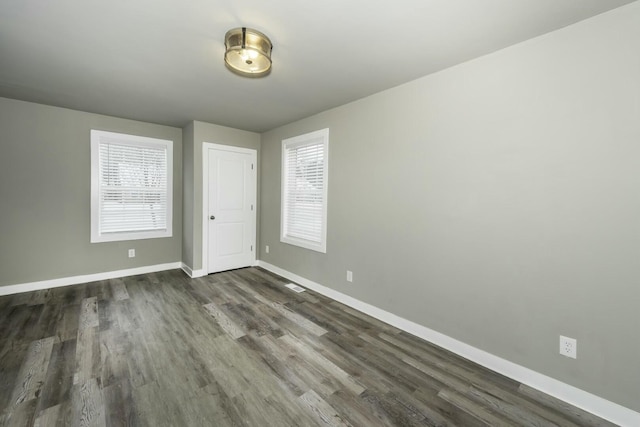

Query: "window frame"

xmin=90 ymin=130 xmax=173 ymax=243
xmin=280 ymin=128 xmax=329 ymax=253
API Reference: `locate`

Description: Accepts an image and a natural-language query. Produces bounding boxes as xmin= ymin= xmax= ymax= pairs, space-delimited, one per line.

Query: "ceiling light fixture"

xmin=224 ymin=27 xmax=273 ymax=77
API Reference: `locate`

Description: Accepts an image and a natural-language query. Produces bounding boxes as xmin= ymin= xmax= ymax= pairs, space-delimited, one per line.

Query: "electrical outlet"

xmin=265 ymin=245 xmax=270 ymax=254
xmin=128 ymin=249 xmax=135 ymax=258
xmin=559 ymin=335 xmax=577 ymax=359
xmin=346 ymin=270 xmax=353 ymax=282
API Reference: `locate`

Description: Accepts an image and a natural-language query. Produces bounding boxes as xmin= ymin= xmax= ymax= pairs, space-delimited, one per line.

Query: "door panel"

xmin=217 ymin=222 xmax=244 ymax=256
xmin=207 ymin=148 xmax=256 ymax=273
xmin=219 ymin=158 xmax=244 ymax=210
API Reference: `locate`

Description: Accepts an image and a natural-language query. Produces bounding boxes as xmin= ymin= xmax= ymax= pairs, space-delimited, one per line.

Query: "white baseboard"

xmin=257 ymin=260 xmax=640 ymax=426
xmin=181 ymin=264 xmax=194 ymax=277
xmin=181 ymin=263 xmax=206 ymax=278
xmin=0 ymin=262 xmax=183 ymax=296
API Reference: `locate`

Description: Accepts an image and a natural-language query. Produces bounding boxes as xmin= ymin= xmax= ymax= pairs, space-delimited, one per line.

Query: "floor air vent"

xmin=285 ymin=283 xmax=306 ymax=293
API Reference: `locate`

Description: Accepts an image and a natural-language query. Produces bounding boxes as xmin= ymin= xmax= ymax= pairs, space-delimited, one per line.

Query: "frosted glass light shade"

xmin=224 ymin=27 xmax=273 ymax=77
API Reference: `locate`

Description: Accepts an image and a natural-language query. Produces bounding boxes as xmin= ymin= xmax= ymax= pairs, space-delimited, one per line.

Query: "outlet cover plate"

xmin=560 ymin=335 xmax=577 ymax=359
xmin=128 ymin=249 xmax=135 ymax=258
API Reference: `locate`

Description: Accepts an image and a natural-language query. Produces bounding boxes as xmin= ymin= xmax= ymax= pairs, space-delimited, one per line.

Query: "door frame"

xmin=202 ymin=142 xmax=257 ymax=275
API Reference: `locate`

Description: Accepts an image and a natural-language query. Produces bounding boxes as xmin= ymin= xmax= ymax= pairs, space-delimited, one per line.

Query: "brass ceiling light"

xmin=224 ymin=27 xmax=273 ymax=77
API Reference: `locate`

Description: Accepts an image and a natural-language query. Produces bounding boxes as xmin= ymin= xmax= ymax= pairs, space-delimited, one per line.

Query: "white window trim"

xmin=90 ymin=130 xmax=173 ymax=243
xmin=280 ymin=128 xmax=329 ymax=253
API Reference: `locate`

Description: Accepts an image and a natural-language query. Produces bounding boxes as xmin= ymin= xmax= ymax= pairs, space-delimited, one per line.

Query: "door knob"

xmin=210 ymin=215 xmax=215 ymax=220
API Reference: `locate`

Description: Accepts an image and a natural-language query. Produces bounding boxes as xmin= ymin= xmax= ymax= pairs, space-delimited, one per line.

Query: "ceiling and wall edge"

xmin=0 ymin=0 xmax=638 ymax=421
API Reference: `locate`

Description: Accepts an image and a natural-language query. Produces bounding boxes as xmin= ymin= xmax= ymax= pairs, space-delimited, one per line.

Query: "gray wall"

xmin=0 ymin=97 xmax=183 ymax=287
xmin=259 ymin=3 xmax=640 ymax=411
xmin=182 ymin=120 xmax=260 ymax=271
xmin=182 ymin=121 xmax=195 ymax=269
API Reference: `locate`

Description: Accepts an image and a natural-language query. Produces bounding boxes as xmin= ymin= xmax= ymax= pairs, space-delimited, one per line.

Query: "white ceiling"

xmin=0 ymin=0 xmax=635 ymax=132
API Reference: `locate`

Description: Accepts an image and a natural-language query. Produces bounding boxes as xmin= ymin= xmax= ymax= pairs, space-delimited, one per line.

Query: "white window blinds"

xmin=281 ymin=128 xmax=329 ymax=253
xmin=91 ymin=130 xmax=173 ymax=243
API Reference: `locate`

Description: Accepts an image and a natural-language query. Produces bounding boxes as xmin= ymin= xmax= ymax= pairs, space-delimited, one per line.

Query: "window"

xmin=281 ymin=128 xmax=329 ymax=253
xmin=91 ymin=130 xmax=172 ymax=243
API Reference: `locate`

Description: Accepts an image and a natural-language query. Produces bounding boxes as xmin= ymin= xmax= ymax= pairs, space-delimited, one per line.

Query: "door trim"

xmin=202 ymin=142 xmax=257 ymax=275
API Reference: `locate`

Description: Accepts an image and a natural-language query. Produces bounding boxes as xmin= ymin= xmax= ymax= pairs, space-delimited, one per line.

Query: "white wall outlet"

xmin=128 ymin=249 xmax=135 ymax=258
xmin=265 ymin=245 xmax=270 ymax=254
xmin=559 ymin=335 xmax=577 ymax=359
xmin=346 ymin=270 xmax=353 ymax=282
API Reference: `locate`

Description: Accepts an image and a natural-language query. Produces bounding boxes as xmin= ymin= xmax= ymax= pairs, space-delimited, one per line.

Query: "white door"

xmin=206 ymin=147 xmax=256 ymax=274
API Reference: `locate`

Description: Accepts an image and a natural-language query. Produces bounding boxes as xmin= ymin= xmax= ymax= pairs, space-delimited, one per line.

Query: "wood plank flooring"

xmin=0 ymin=267 xmax=617 ymax=426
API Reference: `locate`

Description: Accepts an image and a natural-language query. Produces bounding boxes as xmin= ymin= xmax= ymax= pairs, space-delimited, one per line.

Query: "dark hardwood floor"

xmin=0 ymin=267 xmax=616 ymax=426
